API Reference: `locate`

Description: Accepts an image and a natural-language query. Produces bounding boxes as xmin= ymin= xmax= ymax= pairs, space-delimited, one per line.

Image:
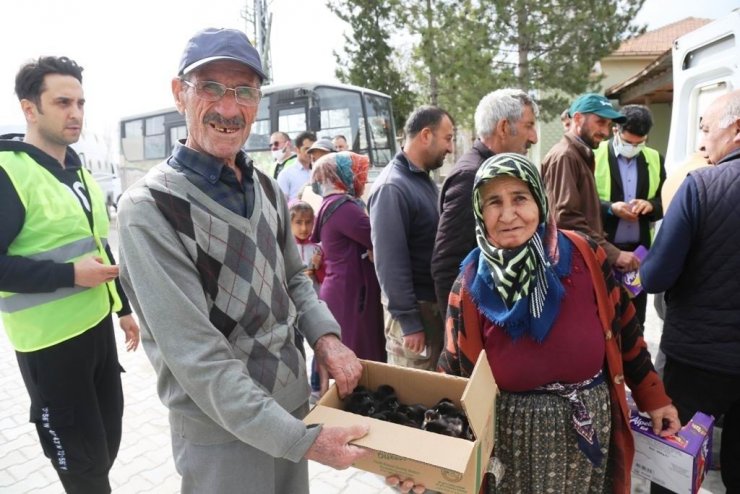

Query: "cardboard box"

xmin=304 ymin=351 xmax=497 ymax=494
xmin=628 ymin=396 xmax=713 ymax=494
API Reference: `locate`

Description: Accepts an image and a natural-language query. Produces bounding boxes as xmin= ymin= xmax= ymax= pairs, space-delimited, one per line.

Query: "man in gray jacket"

xmin=117 ymin=28 xmax=368 ymax=494
xmin=368 ymin=105 xmax=454 ymax=371
xmin=431 ymin=89 xmax=538 ymax=314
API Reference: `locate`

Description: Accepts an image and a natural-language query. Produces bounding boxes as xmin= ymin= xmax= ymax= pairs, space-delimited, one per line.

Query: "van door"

xmin=666 ymin=11 xmax=740 ymax=172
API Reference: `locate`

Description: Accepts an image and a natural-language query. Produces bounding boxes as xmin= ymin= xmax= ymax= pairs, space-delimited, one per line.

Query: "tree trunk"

xmin=425 ymin=0 xmax=438 ymax=105
xmin=515 ymin=4 xmax=529 ymax=91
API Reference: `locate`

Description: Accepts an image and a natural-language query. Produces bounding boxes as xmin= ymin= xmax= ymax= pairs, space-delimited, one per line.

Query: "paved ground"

xmin=0 ymin=219 xmax=726 ymax=493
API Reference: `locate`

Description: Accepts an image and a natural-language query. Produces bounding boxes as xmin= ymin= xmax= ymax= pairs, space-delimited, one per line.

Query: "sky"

xmin=0 ymin=0 xmax=737 ymax=137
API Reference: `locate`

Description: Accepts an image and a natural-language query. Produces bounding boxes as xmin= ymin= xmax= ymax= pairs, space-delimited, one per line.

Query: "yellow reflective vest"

xmin=0 ymin=151 xmax=121 ymax=352
xmin=594 ymin=141 xmax=661 ymax=202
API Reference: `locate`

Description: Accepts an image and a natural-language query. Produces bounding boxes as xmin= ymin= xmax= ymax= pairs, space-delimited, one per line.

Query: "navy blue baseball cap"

xmin=178 ymin=27 xmax=266 ymax=82
xmin=568 ymin=93 xmax=626 ymax=123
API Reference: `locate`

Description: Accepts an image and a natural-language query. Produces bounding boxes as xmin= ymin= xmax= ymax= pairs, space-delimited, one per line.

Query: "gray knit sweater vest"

xmin=146 ymin=164 xmax=304 ymax=393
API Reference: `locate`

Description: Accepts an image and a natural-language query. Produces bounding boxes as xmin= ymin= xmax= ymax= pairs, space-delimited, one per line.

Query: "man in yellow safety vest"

xmin=594 ymin=104 xmax=666 ymax=324
xmin=0 ymin=56 xmax=139 ymax=493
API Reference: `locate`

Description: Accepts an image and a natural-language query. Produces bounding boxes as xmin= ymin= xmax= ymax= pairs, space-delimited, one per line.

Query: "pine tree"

xmin=327 ymin=0 xmax=416 ymax=132
xmin=489 ymin=0 xmax=646 ymax=118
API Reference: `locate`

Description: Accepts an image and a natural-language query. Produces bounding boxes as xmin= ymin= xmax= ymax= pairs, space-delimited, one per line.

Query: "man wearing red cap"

xmin=117 ymin=27 xmax=368 ymax=493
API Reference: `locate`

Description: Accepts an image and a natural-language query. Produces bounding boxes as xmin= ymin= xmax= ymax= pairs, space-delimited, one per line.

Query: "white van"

xmin=665 ymin=9 xmax=740 ymax=172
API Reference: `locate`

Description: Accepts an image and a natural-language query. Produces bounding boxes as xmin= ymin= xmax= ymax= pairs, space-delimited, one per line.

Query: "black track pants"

xmin=16 ymin=315 xmax=124 ymax=494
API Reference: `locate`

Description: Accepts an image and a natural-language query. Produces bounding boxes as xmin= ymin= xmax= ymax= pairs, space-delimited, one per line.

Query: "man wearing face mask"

xmin=594 ymin=105 xmax=666 ymax=325
xmin=268 ymin=131 xmax=297 ymax=179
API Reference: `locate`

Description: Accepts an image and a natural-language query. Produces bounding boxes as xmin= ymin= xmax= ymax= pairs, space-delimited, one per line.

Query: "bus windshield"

xmin=243 ymin=83 xmax=397 ymax=172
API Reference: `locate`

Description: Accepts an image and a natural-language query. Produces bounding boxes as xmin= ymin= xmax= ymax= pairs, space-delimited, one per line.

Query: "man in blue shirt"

xmin=277 ymin=131 xmax=315 ymax=201
xmin=641 ymin=89 xmax=740 ymax=493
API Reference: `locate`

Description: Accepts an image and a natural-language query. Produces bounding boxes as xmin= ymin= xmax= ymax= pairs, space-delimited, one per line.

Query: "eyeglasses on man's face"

xmin=182 ymin=80 xmax=262 ymax=106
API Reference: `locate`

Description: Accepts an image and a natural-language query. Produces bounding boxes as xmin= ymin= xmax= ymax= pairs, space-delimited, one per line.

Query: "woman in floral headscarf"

xmin=437 ymin=153 xmax=679 ymax=494
xmin=310 ymin=152 xmax=385 ymax=363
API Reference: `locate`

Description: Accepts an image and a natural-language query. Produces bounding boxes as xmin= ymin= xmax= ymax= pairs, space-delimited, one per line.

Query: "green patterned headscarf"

xmin=473 ymin=153 xmax=550 ymax=315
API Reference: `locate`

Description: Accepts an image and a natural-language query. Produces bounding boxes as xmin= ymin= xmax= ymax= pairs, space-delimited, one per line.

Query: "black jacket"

xmin=663 ymin=148 xmax=740 ymax=375
xmin=431 ymin=140 xmax=493 ymax=313
xmin=598 ymin=140 xmax=666 ymax=248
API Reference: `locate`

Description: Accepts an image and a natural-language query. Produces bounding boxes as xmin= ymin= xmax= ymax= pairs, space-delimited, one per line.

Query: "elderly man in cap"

xmin=117 ymin=27 xmax=368 ymax=494
xmin=542 ymin=93 xmax=640 ymax=271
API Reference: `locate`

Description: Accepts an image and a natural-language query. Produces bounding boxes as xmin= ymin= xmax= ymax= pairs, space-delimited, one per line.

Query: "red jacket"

xmin=439 ymin=230 xmax=672 ymax=494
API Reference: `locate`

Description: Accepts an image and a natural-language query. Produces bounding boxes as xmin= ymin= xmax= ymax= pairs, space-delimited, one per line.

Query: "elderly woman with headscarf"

xmin=309 ymin=152 xmax=386 ymax=362
xmin=438 ymin=153 xmax=679 ymax=494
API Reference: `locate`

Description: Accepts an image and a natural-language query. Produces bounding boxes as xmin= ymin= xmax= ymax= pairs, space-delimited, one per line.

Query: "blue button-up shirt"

xmin=167 ymin=142 xmax=255 ymax=218
xmin=613 ymin=150 xmax=640 ymax=244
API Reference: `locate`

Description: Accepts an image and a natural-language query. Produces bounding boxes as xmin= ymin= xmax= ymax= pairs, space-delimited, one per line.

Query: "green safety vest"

xmin=0 ymin=151 xmax=121 ymax=352
xmin=594 ymin=140 xmax=661 ymax=202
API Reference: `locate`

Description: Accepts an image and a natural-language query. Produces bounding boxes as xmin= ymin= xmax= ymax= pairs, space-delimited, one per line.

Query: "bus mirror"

xmin=309 ymin=107 xmax=321 ymax=131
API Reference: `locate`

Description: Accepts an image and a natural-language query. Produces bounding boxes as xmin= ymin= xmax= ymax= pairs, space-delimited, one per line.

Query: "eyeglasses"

xmin=270 ymin=141 xmax=284 ymax=149
xmin=182 ymin=80 xmax=262 ymax=106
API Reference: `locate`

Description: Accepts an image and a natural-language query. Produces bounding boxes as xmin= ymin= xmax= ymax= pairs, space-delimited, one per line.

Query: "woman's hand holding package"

xmin=647 ymin=403 xmax=681 ymax=437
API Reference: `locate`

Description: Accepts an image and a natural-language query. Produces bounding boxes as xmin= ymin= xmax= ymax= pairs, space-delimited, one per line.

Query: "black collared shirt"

xmin=167 ymin=141 xmax=256 ymax=218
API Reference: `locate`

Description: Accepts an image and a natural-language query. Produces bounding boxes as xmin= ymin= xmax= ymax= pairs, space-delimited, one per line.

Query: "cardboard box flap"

xmin=460 ymin=350 xmax=496 ymax=440
xmin=306 ymin=405 xmax=474 ymax=472
xmin=359 ymin=360 xmax=469 ymax=406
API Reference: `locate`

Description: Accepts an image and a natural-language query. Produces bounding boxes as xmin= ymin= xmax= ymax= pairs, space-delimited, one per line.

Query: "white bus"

xmin=119 ymin=81 xmax=397 ymax=192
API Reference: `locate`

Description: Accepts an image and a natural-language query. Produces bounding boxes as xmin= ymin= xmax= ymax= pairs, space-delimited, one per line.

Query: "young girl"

xmin=289 ymin=200 xmax=325 ymax=402
xmin=289 ymin=200 xmax=325 ymax=291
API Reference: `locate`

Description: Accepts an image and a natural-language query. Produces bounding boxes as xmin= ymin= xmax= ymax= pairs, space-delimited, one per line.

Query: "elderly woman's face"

xmin=479 ymin=176 xmax=540 ymax=249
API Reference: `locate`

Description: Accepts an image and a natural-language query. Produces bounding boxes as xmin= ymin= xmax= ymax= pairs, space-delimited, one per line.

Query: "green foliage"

xmin=400 ymin=0 xmax=517 ymax=131
xmin=488 ymin=0 xmax=646 ymax=119
xmin=328 ymin=0 xmax=646 ymax=130
xmin=327 ymin=0 xmax=416 ymax=132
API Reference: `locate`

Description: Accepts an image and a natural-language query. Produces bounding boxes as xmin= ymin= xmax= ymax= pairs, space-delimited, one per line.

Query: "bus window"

xmin=315 ymin=87 xmax=363 ymax=152
xmin=364 ymin=94 xmax=395 ymax=165
xmin=278 ymin=106 xmax=307 ymax=137
xmin=320 ymin=108 xmax=351 ymax=141
xmin=144 ymin=115 xmax=166 ymax=159
xmin=246 ymin=98 xmax=270 ymax=150
xmin=122 ymin=119 xmax=144 ymax=161
xmin=170 ymin=125 xmax=187 ymax=147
